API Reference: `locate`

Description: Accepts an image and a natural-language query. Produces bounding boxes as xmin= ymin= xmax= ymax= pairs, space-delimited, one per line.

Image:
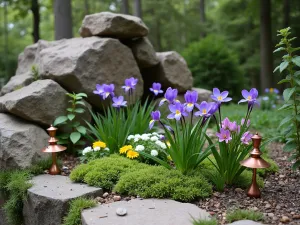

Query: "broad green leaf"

xmin=279 ymin=115 xmax=293 ymax=128
xmin=278 ymin=103 xmax=293 ymax=110
xmin=75 ymin=108 xmax=85 ymax=113
xmin=280 ymin=61 xmax=289 ymax=73
xmin=57 ymin=139 xmax=69 ymax=145
xmin=273 ymin=47 xmax=285 ymax=53
xmin=67 ymin=108 xmax=73 ymax=112
xmin=290 ymin=47 xmax=300 ymax=53
xmin=292 ymin=160 xmax=300 ymax=170
xmin=283 ymin=142 xmax=297 ymax=152
xmin=75 ymin=96 xmax=83 ymax=100
xmin=53 ymin=116 xmax=68 ymax=126
xmin=75 ymin=101 xmax=85 ymax=106
xmin=72 ymin=121 xmax=81 ymax=127
xmin=273 ymin=66 xmax=280 ymax=73
xmin=292 ymin=56 xmax=300 ymax=67
xmin=70 ymin=132 xmax=81 ymax=144
xmin=67 ymin=114 xmax=75 ymax=121
xmin=76 ymin=93 xmax=87 ymax=98
xmin=278 ymin=78 xmax=290 ymax=84
xmin=76 ymin=126 xmax=86 ymax=135
xmin=294 ymin=71 xmax=300 ymax=77
xmin=283 ymin=87 xmax=296 ymax=102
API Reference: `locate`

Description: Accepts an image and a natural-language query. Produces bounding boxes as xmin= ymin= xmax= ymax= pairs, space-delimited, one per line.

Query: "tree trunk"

xmin=259 ymin=0 xmax=273 ymax=90
xmin=134 ymin=0 xmax=142 ymax=19
xmin=283 ymin=0 xmax=290 ymax=28
xmin=121 ymin=0 xmax=129 ymax=14
xmin=84 ymin=0 xmax=89 ymax=15
xmin=31 ymin=0 xmax=40 ymax=43
xmin=199 ymin=0 xmax=206 ymax=37
xmin=54 ymin=0 xmax=73 ymax=40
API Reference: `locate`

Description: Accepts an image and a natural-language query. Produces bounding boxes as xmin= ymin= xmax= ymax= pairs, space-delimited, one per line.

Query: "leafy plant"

xmin=53 ymin=92 xmax=88 ymax=154
xmin=192 ymin=218 xmax=218 ymax=225
xmin=226 ymin=209 xmax=264 ymax=223
xmin=274 ymin=27 xmax=300 ymax=169
xmin=62 ymin=198 xmax=96 ymax=225
xmin=80 ymin=141 xmax=110 ymax=162
xmin=31 ymin=64 xmax=39 ymax=81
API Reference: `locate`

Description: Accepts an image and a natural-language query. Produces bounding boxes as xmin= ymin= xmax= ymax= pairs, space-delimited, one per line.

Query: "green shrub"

xmin=28 ymin=157 xmax=62 ymax=175
xmin=114 ymin=166 xmax=212 ymax=202
xmin=192 ymin=218 xmax=218 ymax=225
xmin=62 ymin=198 xmax=96 ymax=225
xmin=257 ymin=156 xmax=278 ymax=177
xmin=226 ymin=209 xmax=264 ymax=223
xmin=70 ymin=155 xmax=148 ymax=190
xmin=182 ymin=35 xmax=246 ymax=99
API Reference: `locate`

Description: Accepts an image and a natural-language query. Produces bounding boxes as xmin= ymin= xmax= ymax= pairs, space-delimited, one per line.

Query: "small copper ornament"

xmin=240 ymin=133 xmax=270 ymax=198
xmin=42 ymin=125 xmax=66 ymax=175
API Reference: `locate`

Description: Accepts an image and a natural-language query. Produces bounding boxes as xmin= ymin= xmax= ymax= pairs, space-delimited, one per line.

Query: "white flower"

xmin=160 ymin=143 xmax=167 ymax=149
xmin=94 ymin=146 xmax=101 ymax=151
xmin=151 ymin=150 xmax=158 ymax=156
xmin=150 ymin=136 xmax=159 ymax=141
xmin=262 ymin=96 xmax=269 ymax=101
xmin=82 ymin=146 xmax=92 ymax=155
xmin=159 ymin=134 xmax=164 ymax=139
xmin=155 ymin=140 xmax=163 ymax=146
xmin=135 ymin=134 xmax=141 ymax=138
xmin=127 ymin=135 xmax=134 ymax=140
xmin=104 ymin=147 xmax=110 ymax=151
xmin=152 ymin=132 xmax=159 ymax=136
xmin=141 ymin=135 xmax=150 ymax=141
xmin=135 ymin=145 xmax=145 ymax=151
xmin=134 ymin=137 xmax=139 ymax=142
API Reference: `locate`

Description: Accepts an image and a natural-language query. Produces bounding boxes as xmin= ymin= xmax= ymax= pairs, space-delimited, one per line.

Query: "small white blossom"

xmin=152 ymin=132 xmax=159 ymax=136
xmin=155 ymin=140 xmax=163 ymax=146
xmin=134 ymin=137 xmax=139 ymax=142
xmin=94 ymin=146 xmax=101 ymax=151
xmin=150 ymin=136 xmax=159 ymax=141
xmin=127 ymin=135 xmax=134 ymax=140
xmin=160 ymin=143 xmax=167 ymax=149
xmin=151 ymin=150 xmax=158 ymax=156
xmin=135 ymin=145 xmax=145 ymax=151
xmin=135 ymin=134 xmax=141 ymax=138
xmin=82 ymin=146 xmax=92 ymax=155
xmin=141 ymin=135 xmax=150 ymax=141
xmin=104 ymin=147 xmax=110 ymax=151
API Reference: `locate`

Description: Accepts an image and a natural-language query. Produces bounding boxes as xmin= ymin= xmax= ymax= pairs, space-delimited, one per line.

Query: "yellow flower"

xmin=167 ymin=155 xmax=172 ymax=161
xmin=126 ymin=150 xmax=139 ymax=159
xmin=270 ymin=88 xmax=274 ymax=93
xmin=119 ymin=145 xmax=133 ymax=154
xmin=166 ymin=141 xmax=171 ymax=148
xmin=93 ymin=141 xmax=106 ymax=149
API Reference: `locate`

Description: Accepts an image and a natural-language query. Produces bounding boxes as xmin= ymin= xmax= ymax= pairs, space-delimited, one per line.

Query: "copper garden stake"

xmin=240 ymin=133 xmax=270 ymax=198
xmin=42 ymin=125 xmax=66 ymax=175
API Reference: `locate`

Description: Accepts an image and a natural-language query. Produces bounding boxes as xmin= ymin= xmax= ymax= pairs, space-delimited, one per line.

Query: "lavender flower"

xmin=241 ymin=131 xmax=253 ymax=145
xmin=216 ymin=128 xmax=232 ymax=143
xmin=184 ymin=90 xmax=198 ymax=112
xmin=167 ymin=102 xmax=188 ymax=121
xmin=195 ymin=101 xmax=218 ymax=117
xmin=238 ymin=88 xmax=259 ymax=106
xmin=150 ymin=82 xmax=164 ymax=96
xmin=159 ymin=87 xmax=178 ymax=106
xmin=228 ymin=121 xmax=238 ymax=132
xmin=149 ymin=111 xmax=161 ymax=129
xmin=102 ymin=84 xmax=115 ymax=99
xmin=211 ymin=88 xmax=232 ymax=103
xmin=122 ymin=77 xmax=138 ymax=93
xmin=93 ymin=84 xmax=104 ymax=96
xmin=112 ymin=96 xmax=127 ymax=108
xmin=241 ymin=118 xmax=250 ymax=127
xmin=221 ymin=117 xmax=231 ymax=129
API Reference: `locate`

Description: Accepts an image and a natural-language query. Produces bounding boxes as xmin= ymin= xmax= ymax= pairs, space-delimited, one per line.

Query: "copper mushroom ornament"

xmin=240 ymin=133 xmax=270 ymax=198
xmin=42 ymin=125 xmax=66 ymax=175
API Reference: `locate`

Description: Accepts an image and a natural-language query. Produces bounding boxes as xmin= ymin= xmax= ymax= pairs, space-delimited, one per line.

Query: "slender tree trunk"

xmin=121 ymin=0 xmax=129 ymax=14
xmin=134 ymin=0 xmax=142 ymax=19
xmin=3 ymin=0 xmax=9 ymax=80
xmin=31 ymin=0 xmax=40 ymax=43
xmin=84 ymin=0 xmax=89 ymax=15
xmin=199 ymin=0 xmax=206 ymax=37
xmin=260 ymin=0 xmax=273 ymax=90
xmin=283 ymin=0 xmax=290 ymax=28
xmin=54 ymin=0 xmax=73 ymax=40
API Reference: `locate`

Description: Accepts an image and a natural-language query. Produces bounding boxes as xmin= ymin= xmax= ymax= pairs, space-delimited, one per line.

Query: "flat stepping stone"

xmin=227 ymin=220 xmax=264 ymax=225
xmin=23 ymin=175 xmax=102 ymax=225
xmin=82 ymin=198 xmax=210 ymax=225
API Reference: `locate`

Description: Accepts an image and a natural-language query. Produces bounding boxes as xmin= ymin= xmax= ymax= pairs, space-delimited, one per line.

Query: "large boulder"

xmin=23 ymin=175 xmax=102 ymax=225
xmin=142 ymin=51 xmax=193 ymax=93
xmin=80 ymin=12 xmax=149 ymax=39
xmin=0 ymin=79 xmax=91 ymax=126
xmin=124 ymin=37 xmax=159 ymax=69
xmin=39 ymin=37 xmax=143 ymax=108
xmin=0 ymin=72 xmax=33 ymax=96
xmin=0 ymin=113 xmax=48 ymax=169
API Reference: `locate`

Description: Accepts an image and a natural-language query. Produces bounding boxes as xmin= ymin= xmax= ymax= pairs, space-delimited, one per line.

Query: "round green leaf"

xmin=67 ymin=114 xmax=75 ymax=121
xmin=53 ymin=116 xmax=68 ymax=126
xmin=70 ymin=132 xmax=81 ymax=144
xmin=76 ymin=126 xmax=86 ymax=135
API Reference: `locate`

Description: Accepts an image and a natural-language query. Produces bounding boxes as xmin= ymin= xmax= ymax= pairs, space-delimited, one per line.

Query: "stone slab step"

xmin=81 ymin=198 xmax=210 ymax=225
xmin=23 ymin=174 xmax=102 ymax=225
xmin=227 ymin=220 xmax=265 ymax=225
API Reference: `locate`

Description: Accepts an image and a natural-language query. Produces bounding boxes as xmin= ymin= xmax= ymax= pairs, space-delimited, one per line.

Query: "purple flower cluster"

xmin=93 ymin=84 xmax=115 ymax=100
xmin=238 ymin=88 xmax=259 ymax=106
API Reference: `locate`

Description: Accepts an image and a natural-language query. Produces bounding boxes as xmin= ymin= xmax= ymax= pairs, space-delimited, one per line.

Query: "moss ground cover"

xmin=226 ymin=209 xmax=264 ymax=223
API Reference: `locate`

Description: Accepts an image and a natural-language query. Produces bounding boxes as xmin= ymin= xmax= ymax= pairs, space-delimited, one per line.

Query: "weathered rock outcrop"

xmin=0 ymin=113 xmax=47 ymax=169
xmin=80 ymin=12 xmax=149 ymax=38
xmin=0 ymin=80 xmax=91 ymax=126
xmin=23 ymin=175 xmax=102 ymax=225
xmin=0 ymin=72 xmax=33 ymax=95
xmin=142 ymin=51 xmax=193 ymax=93
xmin=39 ymin=37 xmax=143 ymax=108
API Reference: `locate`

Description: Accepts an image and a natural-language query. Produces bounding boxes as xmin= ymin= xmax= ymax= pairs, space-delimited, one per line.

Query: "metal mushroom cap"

xmin=240 ymin=133 xmax=270 ymax=169
xmin=41 ymin=125 xmax=66 ymax=153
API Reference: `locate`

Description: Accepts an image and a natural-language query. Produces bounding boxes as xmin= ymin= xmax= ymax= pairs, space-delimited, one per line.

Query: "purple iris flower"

xmin=149 ymin=111 xmax=161 ymax=129
xmin=241 ymin=131 xmax=253 ymax=145
xmin=159 ymin=87 xmax=178 ymax=106
xmin=93 ymin=84 xmax=104 ymax=96
xmin=241 ymin=118 xmax=250 ymax=127
xmin=264 ymin=88 xmax=269 ymax=93
xmin=102 ymin=84 xmax=115 ymax=99
xmin=238 ymin=88 xmax=259 ymax=106
xmin=216 ymin=128 xmax=232 ymax=143
xmin=112 ymin=96 xmax=127 ymax=108
xmin=221 ymin=117 xmax=231 ymax=129
xmin=209 ymin=102 xmax=219 ymax=115
xmin=274 ymin=88 xmax=279 ymax=94
xmin=184 ymin=90 xmax=198 ymax=112
xmin=150 ymin=82 xmax=164 ymax=96
xmin=194 ymin=101 xmax=212 ymax=117
xmin=211 ymin=88 xmax=232 ymax=103
xmin=122 ymin=77 xmax=138 ymax=93
xmin=228 ymin=121 xmax=238 ymax=132
xmin=167 ymin=102 xmax=188 ymax=121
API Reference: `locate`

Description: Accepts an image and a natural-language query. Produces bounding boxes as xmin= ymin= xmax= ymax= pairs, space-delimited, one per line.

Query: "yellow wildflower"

xmin=167 ymin=155 xmax=172 ymax=161
xmin=93 ymin=141 xmax=106 ymax=149
xmin=126 ymin=150 xmax=139 ymax=159
xmin=270 ymin=88 xmax=274 ymax=93
xmin=119 ymin=145 xmax=133 ymax=154
xmin=166 ymin=141 xmax=171 ymax=148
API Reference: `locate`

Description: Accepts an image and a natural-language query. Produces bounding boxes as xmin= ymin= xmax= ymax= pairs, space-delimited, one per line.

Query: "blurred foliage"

xmin=182 ymin=35 xmax=245 ymax=99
